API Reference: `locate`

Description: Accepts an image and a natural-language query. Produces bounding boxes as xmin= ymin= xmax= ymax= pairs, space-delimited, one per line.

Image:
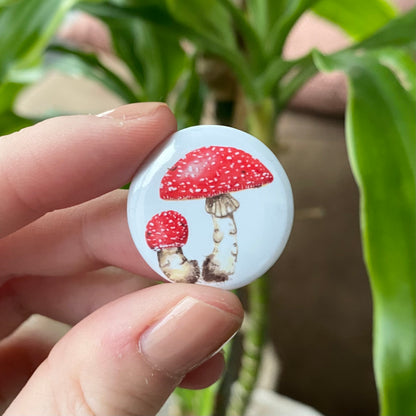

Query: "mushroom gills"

xmin=203 ymin=214 xmax=238 ymax=282
xmin=205 ymin=193 xmax=239 ymax=217
xmin=157 ymin=247 xmax=199 ymax=283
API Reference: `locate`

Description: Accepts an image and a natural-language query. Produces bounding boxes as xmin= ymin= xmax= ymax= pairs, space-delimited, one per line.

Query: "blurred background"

xmin=3 ymin=0 xmax=415 ymax=415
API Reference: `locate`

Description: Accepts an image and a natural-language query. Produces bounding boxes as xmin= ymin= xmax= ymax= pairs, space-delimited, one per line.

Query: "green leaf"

xmin=219 ymin=0 xmax=265 ymax=70
xmin=175 ymin=383 xmax=218 ymax=416
xmin=246 ymin=0 xmax=289 ymax=41
xmin=81 ymin=0 xmax=257 ymax=100
xmin=370 ymin=47 xmax=416 ymax=99
xmin=103 ymin=17 xmax=187 ymax=101
xmin=0 ymin=0 xmax=22 ymax=7
xmin=173 ymin=58 xmax=205 ymax=129
xmin=314 ymin=49 xmax=416 ymax=416
xmin=164 ymin=0 xmax=257 ymax=97
xmin=0 ymin=66 xmax=44 ymax=115
xmin=0 ymin=82 xmax=24 ymax=113
xmin=174 ymin=341 xmax=232 ymax=416
xmin=88 ymin=0 xmax=239 ymax=61
xmin=0 ymin=110 xmax=35 ymax=136
xmin=353 ymin=7 xmax=416 ymax=51
xmin=263 ymin=53 xmax=317 ymax=111
xmin=0 ymin=0 xmax=77 ymax=82
xmin=46 ymin=44 xmax=137 ymax=103
xmin=264 ymin=0 xmax=318 ymax=57
xmin=312 ymin=0 xmax=396 ymax=41
xmin=78 ymin=0 xmax=182 ymax=32
xmin=167 ymin=0 xmax=236 ymax=50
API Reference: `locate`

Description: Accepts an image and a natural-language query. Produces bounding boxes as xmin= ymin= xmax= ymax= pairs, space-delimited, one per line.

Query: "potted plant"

xmin=0 ymin=1 xmax=414 ymax=415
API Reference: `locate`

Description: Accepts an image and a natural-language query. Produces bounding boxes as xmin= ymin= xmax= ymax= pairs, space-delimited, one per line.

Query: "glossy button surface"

xmin=127 ymin=125 xmax=293 ymax=290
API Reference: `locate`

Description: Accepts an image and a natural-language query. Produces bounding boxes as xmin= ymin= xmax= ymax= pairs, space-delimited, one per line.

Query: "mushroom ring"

xmin=127 ymin=125 xmax=293 ymax=290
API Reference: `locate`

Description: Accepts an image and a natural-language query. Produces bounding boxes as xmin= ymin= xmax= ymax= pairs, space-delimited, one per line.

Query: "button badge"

xmin=127 ymin=125 xmax=293 ymax=290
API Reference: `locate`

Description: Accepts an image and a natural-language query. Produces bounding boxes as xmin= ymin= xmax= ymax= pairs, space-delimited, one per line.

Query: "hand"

xmin=0 ymin=102 xmax=243 ymax=415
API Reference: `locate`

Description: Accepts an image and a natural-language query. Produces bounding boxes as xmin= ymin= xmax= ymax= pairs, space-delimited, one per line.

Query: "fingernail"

xmin=139 ymin=296 xmax=241 ymax=375
xmin=96 ymin=102 xmax=167 ymax=121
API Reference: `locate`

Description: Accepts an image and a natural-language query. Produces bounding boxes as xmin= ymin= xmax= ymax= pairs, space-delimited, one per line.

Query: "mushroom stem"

xmin=157 ymin=247 xmax=199 ymax=283
xmin=203 ymin=193 xmax=239 ymax=282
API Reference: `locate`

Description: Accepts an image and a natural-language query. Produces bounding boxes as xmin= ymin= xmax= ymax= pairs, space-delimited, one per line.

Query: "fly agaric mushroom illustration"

xmin=145 ymin=210 xmax=199 ymax=283
xmin=160 ymin=146 xmax=274 ymax=282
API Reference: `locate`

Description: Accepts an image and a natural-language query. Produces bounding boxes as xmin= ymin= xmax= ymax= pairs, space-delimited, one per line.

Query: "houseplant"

xmin=0 ymin=1 xmax=414 ymax=415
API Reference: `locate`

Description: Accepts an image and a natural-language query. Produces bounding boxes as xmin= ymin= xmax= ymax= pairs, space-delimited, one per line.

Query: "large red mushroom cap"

xmin=160 ymin=146 xmax=273 ymax=200
xmin=145 ymin=210 xmax=188 ymax=251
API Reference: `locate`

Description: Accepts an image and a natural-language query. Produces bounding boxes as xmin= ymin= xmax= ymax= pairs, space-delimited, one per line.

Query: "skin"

xmin=0 ymin=103 xmax=243 ymax=415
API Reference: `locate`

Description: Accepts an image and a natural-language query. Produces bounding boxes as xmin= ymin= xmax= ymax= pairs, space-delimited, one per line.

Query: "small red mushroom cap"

xmin=160 ymin=146 xmax=273 ymax=200
xmin=145 ymin=210 xmax=188 ymax=251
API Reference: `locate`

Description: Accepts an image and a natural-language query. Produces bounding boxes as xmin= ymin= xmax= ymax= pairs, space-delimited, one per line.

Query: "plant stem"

xmin=219 ymin=0 xmax=266 ymax=70
xmin=212 ymin=330 xmax=243 ymax=416
xmin=226 ymin=275 xmax=269 ymax=416
xmin=222 ymin=105 xmax=275 ymax=416
xmin=247 ymin=97 xmax=277 ymax=149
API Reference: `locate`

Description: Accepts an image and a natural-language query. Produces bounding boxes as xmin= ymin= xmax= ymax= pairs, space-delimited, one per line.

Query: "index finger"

xmin=0 ymin=102 xmax=176 ymax=238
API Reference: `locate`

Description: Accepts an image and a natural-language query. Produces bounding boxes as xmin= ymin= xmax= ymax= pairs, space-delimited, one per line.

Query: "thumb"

xmin=4 ymin=284 xmax=243 ymax=416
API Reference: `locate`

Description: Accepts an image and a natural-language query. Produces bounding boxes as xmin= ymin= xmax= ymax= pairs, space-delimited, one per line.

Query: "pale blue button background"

xmin=127 ymin=125 xmax=294 ymax=290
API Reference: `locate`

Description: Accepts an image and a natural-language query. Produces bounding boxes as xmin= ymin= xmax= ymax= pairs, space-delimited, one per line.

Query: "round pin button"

xmin=127 ymin=125 xmax=293 ymax=290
